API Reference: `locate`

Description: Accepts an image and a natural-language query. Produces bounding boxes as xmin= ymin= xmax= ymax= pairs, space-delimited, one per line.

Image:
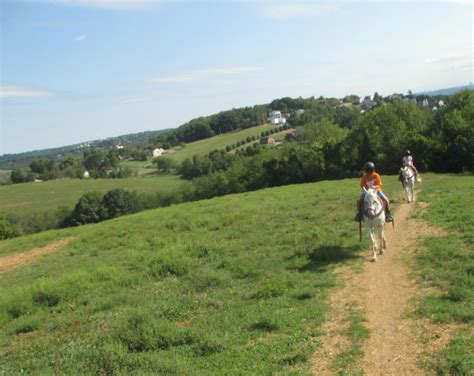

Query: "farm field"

xmin=0 ymin=174 xmax=471 ymax=374
xmin=164 ymin=123 xmax=278 ymax=163
xmin=0 ymin=175 xmax=188 ymax=217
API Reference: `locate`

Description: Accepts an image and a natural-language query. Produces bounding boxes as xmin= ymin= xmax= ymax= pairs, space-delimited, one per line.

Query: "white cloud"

xmin=154 ymin=67 xmax=264 ymax=83
xmin=27 ymin=0 xmax=164 ymax=10
xmin=0 ymin=85 xmax=54 ymax=98
xmin=262 ymin=3 xmax=340 ymax=20
xmin=75 ymin=34 xmax=86 ymax=42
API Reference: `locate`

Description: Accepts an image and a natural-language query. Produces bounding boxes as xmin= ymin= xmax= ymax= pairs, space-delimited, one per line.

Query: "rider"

xmin=401 ymin=150 xmax=418 ymax=180
xmin=354 ymin=162 xmax=393 ymax=222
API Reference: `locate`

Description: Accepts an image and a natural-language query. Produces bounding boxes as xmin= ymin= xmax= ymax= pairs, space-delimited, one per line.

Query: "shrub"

xmin=101 ymin=189 xmax=136 ymax=220
xmin=0 ymin=214 xmax=20 ymax=240
xmin=69 ymin=191 xmax=104 ymax=225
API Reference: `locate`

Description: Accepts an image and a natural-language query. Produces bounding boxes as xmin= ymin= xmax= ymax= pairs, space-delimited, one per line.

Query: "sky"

xmin=0 ymin=0 xmax=472 ymax=155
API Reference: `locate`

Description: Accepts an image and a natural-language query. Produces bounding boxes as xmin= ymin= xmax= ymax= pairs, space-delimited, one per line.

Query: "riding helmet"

xmin=364 ymin=162 xmax=375 ymax=173
xmin=405 ymin=150 xmax=411 ymax=155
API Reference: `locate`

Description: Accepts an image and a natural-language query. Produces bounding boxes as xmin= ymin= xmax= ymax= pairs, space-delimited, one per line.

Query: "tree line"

xmin=1 ymin=90 xmax=471 ymax=239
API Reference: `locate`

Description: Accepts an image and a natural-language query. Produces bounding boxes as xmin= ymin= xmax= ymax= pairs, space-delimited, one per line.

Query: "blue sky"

xmin=1 ymin=0 xmax=472 ymax=155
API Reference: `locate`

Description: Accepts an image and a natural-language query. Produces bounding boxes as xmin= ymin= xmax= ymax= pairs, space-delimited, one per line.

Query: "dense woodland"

xmin=1 ymin=90 xmax=472 ymax=238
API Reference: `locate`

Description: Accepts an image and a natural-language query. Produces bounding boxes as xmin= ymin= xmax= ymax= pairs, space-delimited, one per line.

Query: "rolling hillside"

xmin=0 ymin=174 xmax=472 ymax=374
xmin=164 ymin=124 xmax=287 ymax=163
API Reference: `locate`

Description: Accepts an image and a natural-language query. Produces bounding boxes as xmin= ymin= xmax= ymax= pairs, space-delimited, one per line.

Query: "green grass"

xmin=1 ymin=175 xmax=404 ymax=374
xmin=0 ymin=175 xmax=188 ymax=217
xmin=165 ymin=124 xmax=277 ymax=163
xmin=411 ymin=174 xmax=474 ymax=374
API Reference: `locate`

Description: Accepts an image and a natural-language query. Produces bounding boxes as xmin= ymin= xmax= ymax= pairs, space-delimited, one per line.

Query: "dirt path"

xmin=311 ymin=195 xmax=452 ymax=375
xmin=0 ymin=237 xmax=75 ymax=273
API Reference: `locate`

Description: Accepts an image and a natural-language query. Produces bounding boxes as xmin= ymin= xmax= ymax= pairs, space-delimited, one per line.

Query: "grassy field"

xmin=0 ymin=175 xmax=188 ymax=217
xmin=0 ymin=176 xmax=406 ymax=374
xmin=411 ymin=174 xmax=473 ymax=374
xmin=1 ymin=174 xmax=470 ymax=374
xmin=165 ymin=124 xmax=278 ymax=163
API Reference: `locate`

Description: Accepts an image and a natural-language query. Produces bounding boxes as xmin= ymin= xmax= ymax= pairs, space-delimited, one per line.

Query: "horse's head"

xmin=363 ymin=187 xmax=383 ymax=219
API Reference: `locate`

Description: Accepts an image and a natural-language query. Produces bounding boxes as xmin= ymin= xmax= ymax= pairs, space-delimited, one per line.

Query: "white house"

xmin=422 ymin=99 xmax=429 ymax=107
xmin=269 ymin=110 xmax=286 ymax=125
xmin=152 ymin=148 xmax=165 ymax=157
xmin=438 ymin=100 xmax=445 ymax=107
xmin=83 ymin=171 xmax=90 ymax=179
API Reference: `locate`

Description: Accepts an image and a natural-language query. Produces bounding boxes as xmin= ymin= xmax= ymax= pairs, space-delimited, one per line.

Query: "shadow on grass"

xmin=289 ymin=245 xmax=361 ymax=272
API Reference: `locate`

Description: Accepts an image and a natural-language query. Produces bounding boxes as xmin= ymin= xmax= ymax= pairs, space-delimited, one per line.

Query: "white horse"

xmin=362 ymin=187 xmax=387 ymax=261
xmin=400 ymin=166 xmax=415 ymax=203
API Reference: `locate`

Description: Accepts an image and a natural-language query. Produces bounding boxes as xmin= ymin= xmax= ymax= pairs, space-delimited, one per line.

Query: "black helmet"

xmin=405 ymin=150 xmax=411 ymax=155
xmin=364 ymin=162 xmax=375 ymax=173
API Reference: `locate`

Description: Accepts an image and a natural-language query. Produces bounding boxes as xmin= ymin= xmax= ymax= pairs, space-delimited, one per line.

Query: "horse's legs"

xmin=409 ymin=181 xmax=415 ymax=202
xmin=367 ymin=225 xmax=377 ymax=261
xmin=405 ymin=186 xmax=410 ymax=203
xmin=380 ymin=225 xmax=386 ymax=255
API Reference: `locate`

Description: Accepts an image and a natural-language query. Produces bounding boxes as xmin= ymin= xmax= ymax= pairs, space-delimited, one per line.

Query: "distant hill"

xmin=0 ymin=129 xmax=171 ymax=169
xmin=417 ymin=83 xmax=473 ymax=96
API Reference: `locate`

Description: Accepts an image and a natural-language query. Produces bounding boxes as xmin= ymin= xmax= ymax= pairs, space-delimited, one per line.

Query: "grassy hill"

xmin=164 ymin=124 xmax=285 ymax=163
xmin=0 ymin=175 xmax=188 ymax=217
xmin=0 ymin=174 xmax=471 ymax=374
xmin=0 ymin=176 xmax=376 ymax=374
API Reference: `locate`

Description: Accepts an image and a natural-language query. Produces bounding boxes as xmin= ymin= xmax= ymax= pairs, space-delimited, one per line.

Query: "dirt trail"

xmin=311 ymin=195 xmax=452 ymax=375
xmin=0 ymin=237 xmax=75 ymax=273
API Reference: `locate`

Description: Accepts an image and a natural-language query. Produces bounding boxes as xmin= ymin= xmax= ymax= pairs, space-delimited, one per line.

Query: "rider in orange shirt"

xmin=354 ymin=162 xmax=393 ymax=222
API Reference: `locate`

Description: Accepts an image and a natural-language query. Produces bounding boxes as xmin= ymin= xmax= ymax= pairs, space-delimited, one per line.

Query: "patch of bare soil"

xmin=311 ymin=193 xmax=457 ymax=375
xmin=0 ymin=237 xmax=75 ymax=273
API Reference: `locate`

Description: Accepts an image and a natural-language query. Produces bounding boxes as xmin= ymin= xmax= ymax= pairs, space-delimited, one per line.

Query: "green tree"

xmin=70 ymin=191 xmax=104 ymax=225
xmin=101 ymin=189 xmax=136 ymax=219
xmin=10 ymin=168 xmax=35 ymax=184
xmin=0 ymin=214 xmax=19 ymax=239
xmin=155 ymin=157 xmax=178 ymax=173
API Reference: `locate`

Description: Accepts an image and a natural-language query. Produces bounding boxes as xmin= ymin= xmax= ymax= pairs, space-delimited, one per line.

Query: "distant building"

xmin=152 ymin=148 xmax=165 ymax=157
xmin=295 ymin=109 xmax=305 ymax=115
xmin=83 ymin=171 xmax=90 ymax=179
xmin=269 ymin=110 xmax=286 ymax=125
xmin=438 ymin=100 xmax=445 ymax=107
xmin=432 ymin=106 xmax=438 ymax=111
xmin=260 ymin=136 xmax=275 ymax=145
xmin=422 ymin=99 xmax=429 ymax=107
xmin=115 ymin=145 xmax=124 ymax=149
xmin=362 ymin=97 xmax=376 ymax=110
